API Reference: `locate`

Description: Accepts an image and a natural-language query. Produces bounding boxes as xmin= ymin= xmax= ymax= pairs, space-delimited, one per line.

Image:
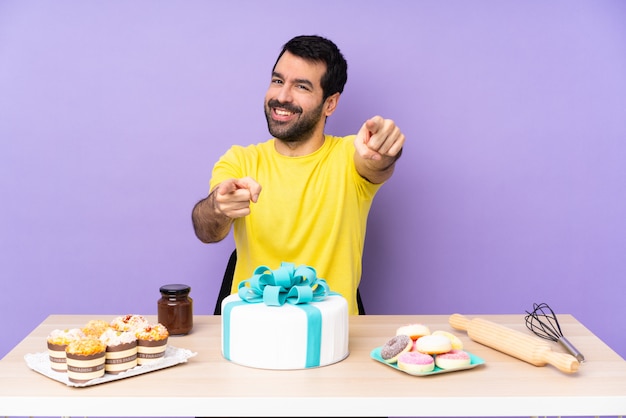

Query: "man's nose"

xmin=275 ymin=85 xmax=293 ymax=103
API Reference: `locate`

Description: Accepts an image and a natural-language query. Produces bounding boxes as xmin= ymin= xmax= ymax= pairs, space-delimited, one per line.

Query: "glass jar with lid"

xmin=157 ymin=284 xmax=193 ymax=335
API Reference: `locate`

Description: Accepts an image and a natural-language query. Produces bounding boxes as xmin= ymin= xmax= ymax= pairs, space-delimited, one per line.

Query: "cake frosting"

xmin=47 ymin=328 xmax=85 ymax=346
xmin=221 ymin=262 xmax=349 ymax=370
xmin=82 ymin=320 xmax=112 ymax=338
xmin=110 ymin=314 xmax=149 ymax=332
xmin=100 ymin=328 xmax=137 ymax=346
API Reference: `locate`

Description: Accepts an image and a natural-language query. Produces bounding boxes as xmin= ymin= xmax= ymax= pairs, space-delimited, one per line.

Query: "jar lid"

xmin=160 ymin=284 xmax=191 ymax=295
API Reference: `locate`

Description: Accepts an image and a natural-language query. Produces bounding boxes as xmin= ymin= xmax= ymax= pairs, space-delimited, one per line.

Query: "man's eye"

xmin=297 ymin=84 xmax=310 ymax=91
xmin=271 ymin=79 xmax=283 ymax=85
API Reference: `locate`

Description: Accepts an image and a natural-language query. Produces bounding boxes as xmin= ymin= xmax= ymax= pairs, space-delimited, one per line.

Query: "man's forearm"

xmin=355 ymin=147 xmax=403 ymax=184
xmin=191 ymin=191 xmax=233 ymax=243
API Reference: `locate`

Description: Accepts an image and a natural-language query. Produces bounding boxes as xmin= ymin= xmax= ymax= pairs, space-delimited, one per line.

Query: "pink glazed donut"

xmin=397 ymin=351 xmax=435 ymax=373
xmin=435 ymin=349 xmax=472 ymax=370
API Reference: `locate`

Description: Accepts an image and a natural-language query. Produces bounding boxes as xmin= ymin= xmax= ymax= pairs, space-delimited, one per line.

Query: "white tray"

xmin=24 ymin=345 xmax=197 ymax=387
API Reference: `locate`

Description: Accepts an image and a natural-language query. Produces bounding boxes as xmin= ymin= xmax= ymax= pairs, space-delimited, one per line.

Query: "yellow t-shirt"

xmin=210 ymin=135 xmax=382 ymax=315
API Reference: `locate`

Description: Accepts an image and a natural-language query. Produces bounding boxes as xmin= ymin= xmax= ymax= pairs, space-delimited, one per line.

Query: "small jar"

xmin=158 ymin=284 xmax=193 ymax=335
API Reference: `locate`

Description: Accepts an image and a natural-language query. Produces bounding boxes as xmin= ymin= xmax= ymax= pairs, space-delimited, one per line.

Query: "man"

xmin=192 ymin=35 xmax=405 ymax=315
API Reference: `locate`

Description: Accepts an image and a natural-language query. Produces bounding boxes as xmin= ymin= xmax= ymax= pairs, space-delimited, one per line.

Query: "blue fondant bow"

xmin=237 ymin=262 xmax=330 ymax=306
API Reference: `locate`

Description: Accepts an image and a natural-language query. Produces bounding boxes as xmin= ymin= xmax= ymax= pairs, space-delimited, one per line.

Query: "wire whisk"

xmin=525 ymin=302 xmax=585 ymax=363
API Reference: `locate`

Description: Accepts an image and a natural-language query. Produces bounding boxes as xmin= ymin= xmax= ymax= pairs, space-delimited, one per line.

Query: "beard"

xmin=264 ymin=99 xmax=325 ymax=143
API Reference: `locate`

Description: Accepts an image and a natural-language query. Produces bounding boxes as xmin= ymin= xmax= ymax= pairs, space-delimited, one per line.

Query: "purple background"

xmin=1 ymin=0 xmax=625 ymax=367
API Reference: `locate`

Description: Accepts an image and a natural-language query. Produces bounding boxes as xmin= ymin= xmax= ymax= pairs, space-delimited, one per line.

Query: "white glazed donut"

xmin=396 ymin=323 xmax=431 ymax=340
xmin=435 ymin=349 xmax=471 ymax=370
xmin=397 ymin=351 xmax=435 ymax=374
xmin=432 ymin=330 xmax=464 ymax=350
xmin=413 ymin=334 xmax=452 ymax=355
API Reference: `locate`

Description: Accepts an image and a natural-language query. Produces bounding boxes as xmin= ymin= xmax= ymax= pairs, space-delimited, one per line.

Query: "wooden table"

xmin=1 ymin=314 xmax=625 ymax=417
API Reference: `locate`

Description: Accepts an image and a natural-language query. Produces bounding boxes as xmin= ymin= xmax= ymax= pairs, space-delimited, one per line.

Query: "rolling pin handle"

xmin=542 ymin=348 xmax=580 ymax=373
xmin=449 ymin=313 xmax=470 ymax=331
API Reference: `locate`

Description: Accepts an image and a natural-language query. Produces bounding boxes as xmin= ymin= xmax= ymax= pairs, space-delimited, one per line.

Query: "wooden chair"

xmin=214 ymin=250 xmax=366 ymax=315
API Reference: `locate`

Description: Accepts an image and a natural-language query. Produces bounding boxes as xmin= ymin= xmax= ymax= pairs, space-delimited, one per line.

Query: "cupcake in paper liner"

xmin=99 ymin=328 xmax=138 ymax=374
xmin=110 ymin=314 xmax=149 ymax=333
xmin=65 ymin=337 xmax=106 ymax=383
xmin=82 ymin=319 xmax=112 ymax=338
xmin=135 ymin=323 xmax=169 ymax=365
xmin=46 ymin=328 xmax=86 ymax=373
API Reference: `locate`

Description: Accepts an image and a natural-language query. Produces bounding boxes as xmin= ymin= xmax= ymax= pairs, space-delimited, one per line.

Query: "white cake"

xmin=221 ymin=293 xmax=349 ymax=369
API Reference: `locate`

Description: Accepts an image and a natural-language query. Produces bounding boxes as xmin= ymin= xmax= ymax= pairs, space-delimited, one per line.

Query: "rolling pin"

xmin=449 ymin=313 xmax=579 ymax=373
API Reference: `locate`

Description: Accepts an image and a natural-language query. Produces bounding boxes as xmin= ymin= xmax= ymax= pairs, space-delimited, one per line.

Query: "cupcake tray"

xmin=370 ymin=346 xmax=485 ymax=376
xmin=24 ymin=345 xmax=197 ymax=387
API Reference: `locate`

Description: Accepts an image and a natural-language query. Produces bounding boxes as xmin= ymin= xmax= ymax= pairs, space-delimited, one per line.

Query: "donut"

xmin=432 ymin=330 xmax=464 ymax=350
xmin=413 ymin=334 xmax=452 ymax=355
xmin=380 ymin=334 xmax=412 ymax=364
xmin=435 ymin=349 xmax=471 ymax=370
xmin=397 ymin=351 xmax=435 ymax=374
xmin=396 ymin=323 xmax=431 ymax=340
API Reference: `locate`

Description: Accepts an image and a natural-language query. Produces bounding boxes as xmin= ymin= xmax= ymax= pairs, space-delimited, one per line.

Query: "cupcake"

xmin=110 ymin=314 xmax=149 ymax=333
xmin=65 ymin=337 xmax=106 ymax=383
xmin=135 ymin=323 xmax=169 ymax=365
xmin=99 ymin=328 xmax=138 ymax=374
xmin=46 ymin=328 xmax=85 ymax=372
xmin=82 ymin=319 xmax=112 ymax=338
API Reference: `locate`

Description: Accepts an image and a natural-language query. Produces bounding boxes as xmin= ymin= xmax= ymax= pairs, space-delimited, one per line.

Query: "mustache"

xmin=267 ymin=99 xmax=302 ymax=114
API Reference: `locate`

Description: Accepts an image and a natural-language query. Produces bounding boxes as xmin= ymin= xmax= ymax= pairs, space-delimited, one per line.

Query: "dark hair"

xmin=273 ymin=35 xmax=348 ymax=101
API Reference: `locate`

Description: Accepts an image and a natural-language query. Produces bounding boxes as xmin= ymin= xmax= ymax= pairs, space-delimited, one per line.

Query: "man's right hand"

xmin=211 ymin=177 xmax=262 ymax=219
xmin=192 ymin=177 xmax=262 ymax=243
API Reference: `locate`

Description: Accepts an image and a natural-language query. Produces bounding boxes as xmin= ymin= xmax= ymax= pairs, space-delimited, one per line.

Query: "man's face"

xmin=264 ymin=51 xmax=327 ymax=143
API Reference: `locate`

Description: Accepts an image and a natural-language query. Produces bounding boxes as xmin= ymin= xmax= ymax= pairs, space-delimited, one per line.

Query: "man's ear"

xmin=324 ymin=93 xmax=341 ymax=117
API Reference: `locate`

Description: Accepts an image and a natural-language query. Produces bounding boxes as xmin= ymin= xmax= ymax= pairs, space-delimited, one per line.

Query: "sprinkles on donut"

xmin=380 ymin=334 xmax=412 ymax=364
